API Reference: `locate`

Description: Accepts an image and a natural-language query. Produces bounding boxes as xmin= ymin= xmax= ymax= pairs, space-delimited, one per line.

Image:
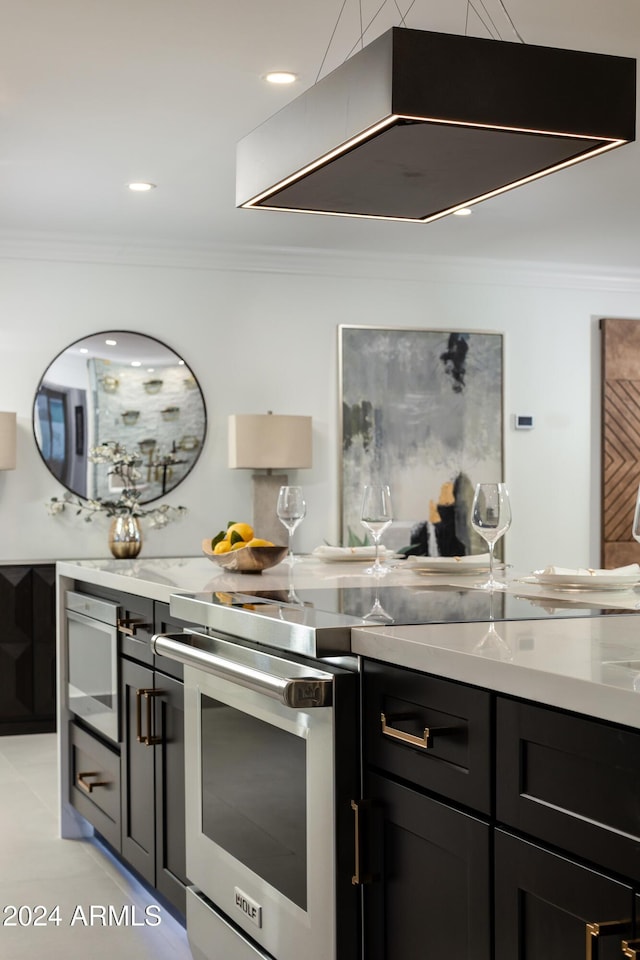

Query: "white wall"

xmin=2 ymin=242 xmax=640 ymax=572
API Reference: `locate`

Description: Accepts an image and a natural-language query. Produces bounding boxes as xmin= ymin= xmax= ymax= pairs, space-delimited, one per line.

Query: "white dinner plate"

xmin=523 ymin=572 xmax=640 ymax=591
xmin=312 ymin=546 xmax=394 ymax=562
xmin=405 ymin=555 xmax=491 ymax=574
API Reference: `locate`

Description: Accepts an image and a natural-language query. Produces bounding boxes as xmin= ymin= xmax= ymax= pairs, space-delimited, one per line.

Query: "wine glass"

xmin=360 ymin=483 xmax=393 ymax=577
xmin=470 ymin=482 xmax=512 ymax=590
xmin=362 ymin=583 xmax=395 ymax=624
xmin=277 ymin=485 xmax=306 ymax=565
xmin=472 ymin=589 xmax=512 ymax=660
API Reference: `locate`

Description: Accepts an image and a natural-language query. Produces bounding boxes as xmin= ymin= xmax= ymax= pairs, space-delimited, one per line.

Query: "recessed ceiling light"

xmin=178 ymin=359 xmax=185 ymax=365
xmin=127 ymin=182 xmax=156 ymax=192
xmin=131 ymin=361 xmax=142 ymax=367
xmin=79 ymin=348 xmax=89 ymax=354
xmin=105 ymin=338 xmax=117 ymax=346
xmin=453 ymin=208 xmax=472 ymax=216
xmin=147 ymin=367 xmax=155 ymax=373
xmin=264 ymin=71 xmax=297 ymax=85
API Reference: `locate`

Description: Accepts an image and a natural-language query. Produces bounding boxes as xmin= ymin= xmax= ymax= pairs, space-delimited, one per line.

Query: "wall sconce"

xmin=228 ymin=412 xmax=312 ymax=544
xmin=161 ymin=406 xmax=180 ymax=421
xmin=143 ymin=379 xmax=163 ymax=394
xmin=100 ymin=375 xmax=119 ymax=393
xmin=0 ymin=412 xmax=17 ymax=471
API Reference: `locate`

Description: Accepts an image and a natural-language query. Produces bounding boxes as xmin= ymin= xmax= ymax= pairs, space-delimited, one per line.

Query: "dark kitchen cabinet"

xmin=361 ymin=659 xmax=640 ymax=960
xmin=363 ymin=770 xmax=491 ymax=960
xmin=0 ymin=563 xmax=56 ymax=734
xmin=69 ymin=720 xmax=121 ymax=852
xmin=120 ymin=656 xmax=156 ymax=881
xmin=361 ymin=661 xmax=492 ymax=960
xmin=120 ymin=653 xmax=187 ymax=917
xmin=494 ymin=830 xmax=634 ymax=960
xmin=496 ymin=696 xmax=640 ymax=881
xmin=493 ymin=696 xmax=640 ymax=959
xmin=118 ymin=599 xmax=191 ymax=917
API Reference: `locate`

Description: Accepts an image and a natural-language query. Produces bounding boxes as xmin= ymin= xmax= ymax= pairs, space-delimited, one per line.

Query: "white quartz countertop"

xmin=57 ymin=556 xmax=640 ymax=729
xmin=56 ymin=555 xmax=431 ymax=602
xmin=352 ymin=616 xmax=640 ymax=729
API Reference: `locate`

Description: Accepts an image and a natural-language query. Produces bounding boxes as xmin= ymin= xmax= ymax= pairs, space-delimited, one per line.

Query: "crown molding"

xmin=1 ymin=231 xmax=640 ymax=293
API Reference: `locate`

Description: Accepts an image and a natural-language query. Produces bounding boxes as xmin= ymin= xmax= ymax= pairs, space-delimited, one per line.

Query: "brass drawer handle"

xmin=622 ymin=941 xmax=640 ymax=959
xmin=350 ymin=799 xmax=374 ymax=886
xmin=585 ymin=920 xmax=631 ymax=959
xmin=117 ymin=617 xmax=150 ymax=637
xmin=381 ymin=712 xmax=431 ymax=749
xmin=77 ymin=771 xmax=109 ymax=793
xmin=136 ymin=687 xmax=164 ymax=746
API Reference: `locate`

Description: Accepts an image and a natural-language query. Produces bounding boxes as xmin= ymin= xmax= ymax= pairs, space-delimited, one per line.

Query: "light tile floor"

xmin=0 ymin=734 xmax=193 ymax=960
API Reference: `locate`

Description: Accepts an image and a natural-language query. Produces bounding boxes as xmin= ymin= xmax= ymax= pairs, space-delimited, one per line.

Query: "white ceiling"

xmin=2 ymin=0 xmax=640 ymax=269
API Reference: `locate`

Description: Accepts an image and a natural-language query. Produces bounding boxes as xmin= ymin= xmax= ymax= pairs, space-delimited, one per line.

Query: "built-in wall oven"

xmin=153 ymin=595 xmax=359 ymax=960
xmin=66 ymin=591 xmax=120 ymax=743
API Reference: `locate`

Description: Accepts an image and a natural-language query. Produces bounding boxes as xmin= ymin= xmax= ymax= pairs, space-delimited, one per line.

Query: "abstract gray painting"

xmin=340 ymin=326 xmax=503 ymax=555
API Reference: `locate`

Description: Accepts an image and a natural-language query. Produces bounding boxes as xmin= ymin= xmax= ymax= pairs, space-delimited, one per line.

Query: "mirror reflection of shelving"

xmin=33 ymin=331 xmax=207 ymax=505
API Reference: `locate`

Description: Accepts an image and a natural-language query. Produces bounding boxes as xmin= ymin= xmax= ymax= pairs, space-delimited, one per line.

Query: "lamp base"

xmin=252 ymin=473 xmax=288 ymax=547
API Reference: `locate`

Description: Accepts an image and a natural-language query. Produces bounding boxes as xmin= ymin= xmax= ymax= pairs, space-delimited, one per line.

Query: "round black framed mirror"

xmin=33 ymin=331 xmax=207 ymax=504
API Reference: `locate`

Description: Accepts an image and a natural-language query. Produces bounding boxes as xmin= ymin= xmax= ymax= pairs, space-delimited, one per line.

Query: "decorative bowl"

xmin=202 ymin=539 xmax=288 ymax=573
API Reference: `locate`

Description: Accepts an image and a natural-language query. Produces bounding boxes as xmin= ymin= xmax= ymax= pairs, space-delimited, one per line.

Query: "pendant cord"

xmin=466 ymin=0 xmax=500 ymax=39
xmin=392 ymin=0 xmax=409 ymax=27
xmin=475 ymin=0 xmax=502 ymax=38
xmin=317 ymin=0 xmax=523 ymax=84
xmin=315 ymin=0 xmax=349 ymax=83
xmin=344 ymin=0 xmax=416 ymax=62
xmin=496 ymin=0 xmax=524 ymax=41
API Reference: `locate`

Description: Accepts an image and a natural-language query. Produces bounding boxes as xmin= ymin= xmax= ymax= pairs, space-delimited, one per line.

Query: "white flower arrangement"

xmin=46 ymin=442 xmax=187 ymax=528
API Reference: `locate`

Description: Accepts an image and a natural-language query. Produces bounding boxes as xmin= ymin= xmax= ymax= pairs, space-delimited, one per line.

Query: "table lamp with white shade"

xmin=228 ymin=413 xmax=312 ymax=545
xmin=0 ymin=412 xmax=17 ymax=471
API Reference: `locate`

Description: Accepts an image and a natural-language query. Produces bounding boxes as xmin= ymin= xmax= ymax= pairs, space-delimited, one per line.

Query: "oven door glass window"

xmin=67 ymin=612 xmax=118 ymax=742
xmin=200 ymin=694 xmax=307 ymax=909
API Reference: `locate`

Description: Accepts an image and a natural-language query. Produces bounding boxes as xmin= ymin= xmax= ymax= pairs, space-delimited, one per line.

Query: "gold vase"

xmin=108 ymin=515 xmax=143 ymax=559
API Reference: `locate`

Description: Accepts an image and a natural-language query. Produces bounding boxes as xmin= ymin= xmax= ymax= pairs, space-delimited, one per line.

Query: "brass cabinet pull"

xmin=77 ymin=771 xmax=109 ymax=793
xmin=622 ymin=941 xmax=640 ymax=959
xmin=135 ymin=688 xmax=143 ymax=742
xmin=381 ymin=712 xmax=431 ymax=749
xmin=117 ymin=617 xmax=150 ymax=637
xmin=351 ymin=799 xmax=373 ymax=886
xmin=585 ymin=920 xmax=631 ymax=959
xmin=136 ymin=687 xmax=164 ymax=746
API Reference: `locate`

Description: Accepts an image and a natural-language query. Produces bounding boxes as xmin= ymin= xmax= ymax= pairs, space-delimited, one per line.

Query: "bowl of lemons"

xmin=202 ymin=522 xmax=288 ymax=573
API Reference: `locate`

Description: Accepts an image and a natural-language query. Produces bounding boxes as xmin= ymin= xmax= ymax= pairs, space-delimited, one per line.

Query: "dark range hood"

xmin=236 ymin=27 xmax=636 ymax=222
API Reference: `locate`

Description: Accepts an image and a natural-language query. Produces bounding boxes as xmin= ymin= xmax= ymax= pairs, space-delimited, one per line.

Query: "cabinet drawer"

xmin=70 ymin=722 xmax=121 ymax=851
xmin=362 ymin=660 xmax=492 ymax=814
xmin=497 ymin=698 xmax=640 ymax=881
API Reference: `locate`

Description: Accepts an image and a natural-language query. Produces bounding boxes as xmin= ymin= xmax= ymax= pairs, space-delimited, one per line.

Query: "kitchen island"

xmin=57 ymin=554 xmax=640 ymax=726
xmin=56 ymin=555 xmax=640 ymax=960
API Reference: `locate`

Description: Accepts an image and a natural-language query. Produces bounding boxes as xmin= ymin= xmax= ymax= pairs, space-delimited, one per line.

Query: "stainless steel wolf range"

xmin=153 ymin=590 xmax=361 ymax=960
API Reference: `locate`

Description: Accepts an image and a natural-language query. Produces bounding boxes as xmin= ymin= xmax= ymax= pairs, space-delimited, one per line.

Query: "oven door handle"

xmin=152 ymin=633 xmax=333 ymax=708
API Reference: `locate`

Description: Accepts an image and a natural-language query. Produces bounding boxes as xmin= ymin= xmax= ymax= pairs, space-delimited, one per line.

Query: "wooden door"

xmin=601 ymin=317 xmax=640 ymax=566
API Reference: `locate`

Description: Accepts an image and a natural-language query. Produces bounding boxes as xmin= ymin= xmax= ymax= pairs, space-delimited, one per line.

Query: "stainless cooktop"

xmin=169 ymin=584 xmax=636 ymax=660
